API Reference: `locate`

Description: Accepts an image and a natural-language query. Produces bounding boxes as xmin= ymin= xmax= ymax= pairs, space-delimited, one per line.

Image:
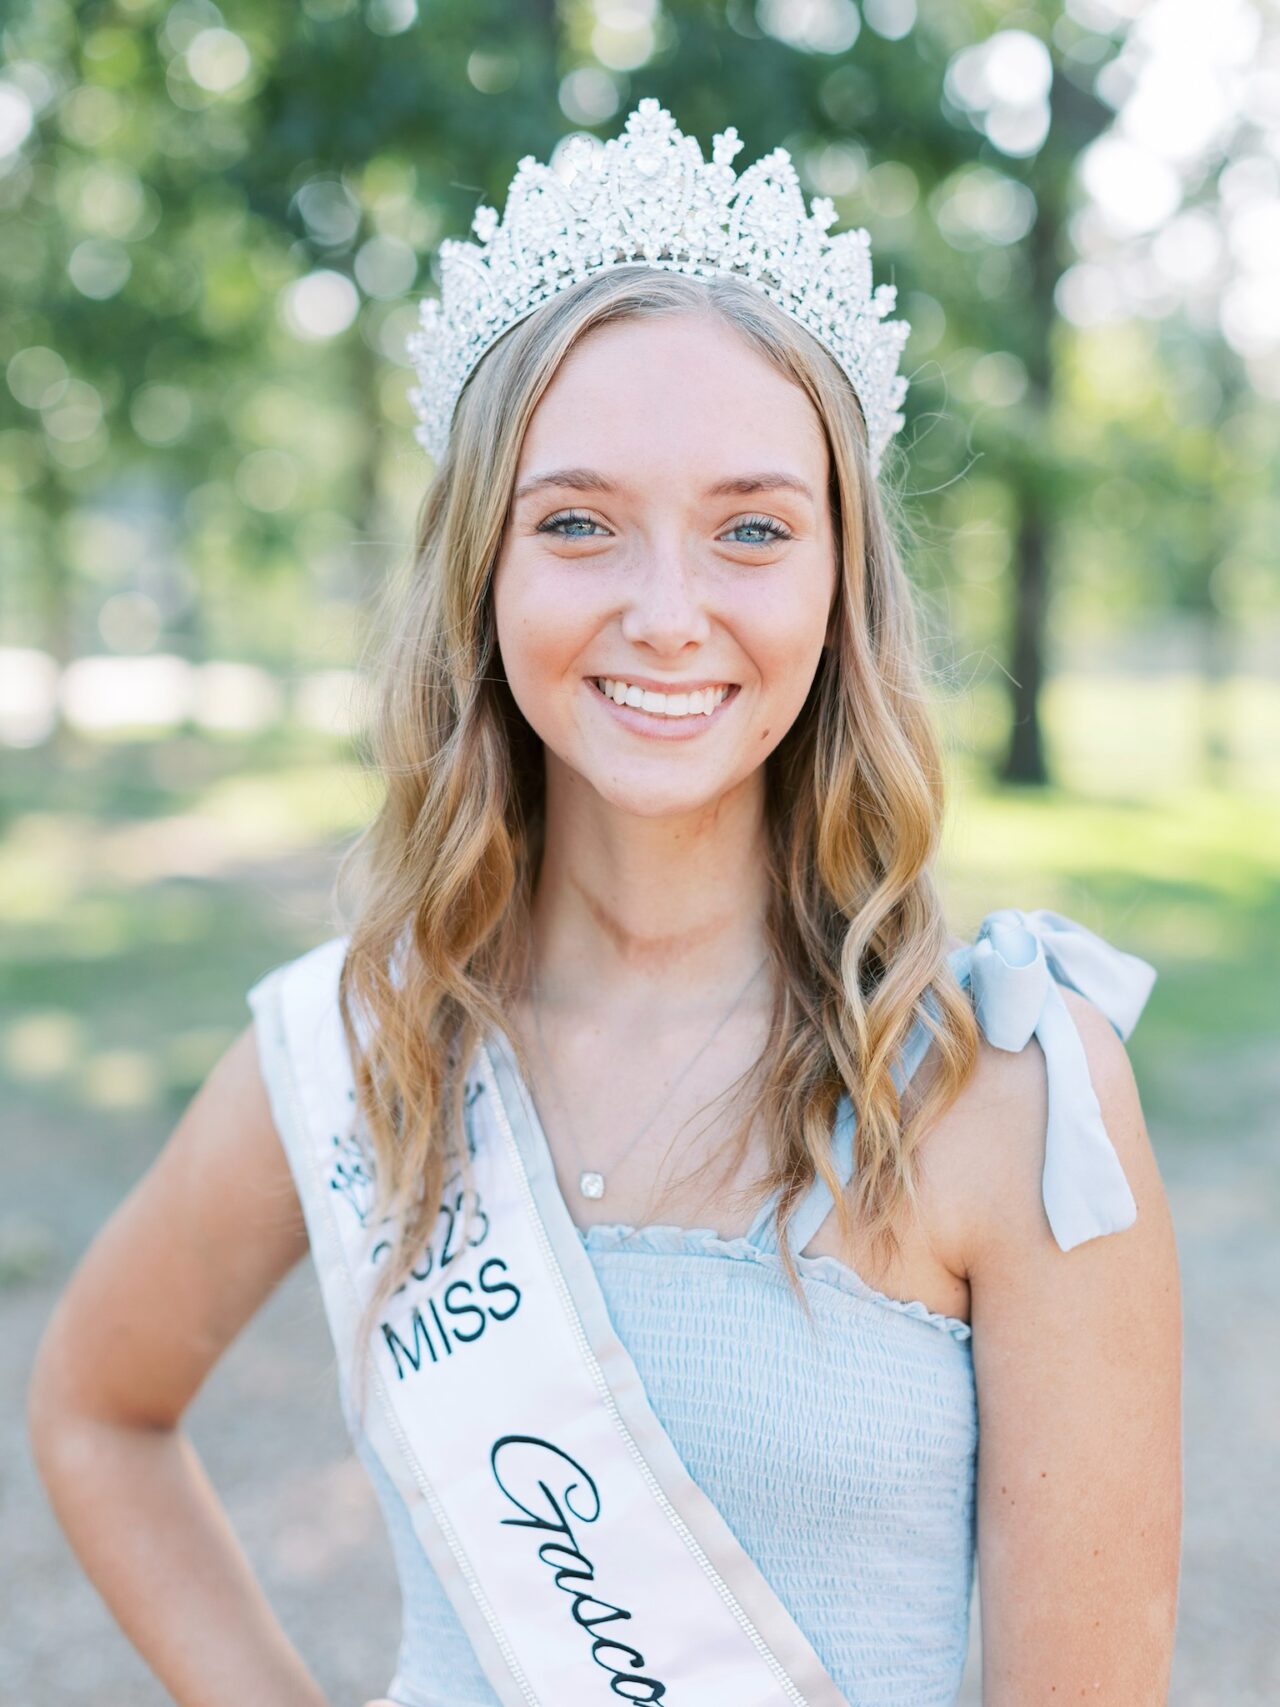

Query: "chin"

xmin=580 ymin=766 xmax=756 ymax=822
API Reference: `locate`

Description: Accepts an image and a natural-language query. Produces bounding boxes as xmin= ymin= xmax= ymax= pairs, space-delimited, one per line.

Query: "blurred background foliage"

xmin=0 ymin=0 xmax=1277 ymax=1161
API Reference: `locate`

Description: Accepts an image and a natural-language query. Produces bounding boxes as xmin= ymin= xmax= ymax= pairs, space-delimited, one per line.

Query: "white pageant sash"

xmin=248 ymin=938 xmax=850 ymax=1707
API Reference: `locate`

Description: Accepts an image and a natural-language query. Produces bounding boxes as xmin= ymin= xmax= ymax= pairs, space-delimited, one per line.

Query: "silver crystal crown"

xmin=405 ymin=99 xmax=910 ymax=476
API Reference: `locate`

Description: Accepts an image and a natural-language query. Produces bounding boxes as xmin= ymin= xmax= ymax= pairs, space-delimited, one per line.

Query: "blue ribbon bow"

xmin=946 ymin=907 xmax=1158 ymax=1252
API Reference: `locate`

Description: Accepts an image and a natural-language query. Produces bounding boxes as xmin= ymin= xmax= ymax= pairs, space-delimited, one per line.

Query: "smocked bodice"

xmin=360 ymin=1227 xmax=979 ymax=1707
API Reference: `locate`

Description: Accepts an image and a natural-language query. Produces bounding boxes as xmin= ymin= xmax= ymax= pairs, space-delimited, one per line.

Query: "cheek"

xmin=740 ymin=579 xmax=831 ymax=693
xmin=493 ymin=566 xmax=598 ymax=711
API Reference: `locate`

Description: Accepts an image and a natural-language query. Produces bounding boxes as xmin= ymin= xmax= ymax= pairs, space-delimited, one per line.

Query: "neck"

xmin=527 ymin=759 xmax=773 ymax=1020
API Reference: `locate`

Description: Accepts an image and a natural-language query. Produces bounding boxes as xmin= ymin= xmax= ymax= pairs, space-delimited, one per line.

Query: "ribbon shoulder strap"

xmin=956 ymin=907 xmax=1157 ymax=1252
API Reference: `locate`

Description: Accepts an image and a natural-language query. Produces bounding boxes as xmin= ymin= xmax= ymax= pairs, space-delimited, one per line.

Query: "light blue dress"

xmin=274 ymin=907 xmax=1157 ymax=1707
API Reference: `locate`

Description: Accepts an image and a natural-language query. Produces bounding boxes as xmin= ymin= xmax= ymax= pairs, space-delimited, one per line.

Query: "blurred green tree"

xmin=1 ymin=0 xmax=1275 ymax=782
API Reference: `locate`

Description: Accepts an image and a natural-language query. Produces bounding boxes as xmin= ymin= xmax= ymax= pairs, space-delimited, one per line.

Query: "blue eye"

xmin=727 ymin=514 xmax=792 ymax=546
xmin=537 ymin=509 xmax=605 ymax=539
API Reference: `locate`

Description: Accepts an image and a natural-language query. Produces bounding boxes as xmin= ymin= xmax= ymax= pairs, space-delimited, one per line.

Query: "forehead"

xmin=517 ymin=311 xmax=828 ymax=479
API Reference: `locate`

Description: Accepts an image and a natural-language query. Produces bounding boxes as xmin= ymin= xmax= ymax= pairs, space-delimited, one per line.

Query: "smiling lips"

xmin=592 ymin=677 xmax=734 ymax=719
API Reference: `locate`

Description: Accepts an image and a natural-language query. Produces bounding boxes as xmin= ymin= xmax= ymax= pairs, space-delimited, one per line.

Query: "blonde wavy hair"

xmin=334 ymin=264 xmax=981 ymax=1419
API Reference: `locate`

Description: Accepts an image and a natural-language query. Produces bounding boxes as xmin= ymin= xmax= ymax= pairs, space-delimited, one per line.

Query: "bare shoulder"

xmin=28 ymin=1021 xmax=309 ymax=1429
xmin=915 ymin=979 xmax=1174 ymax=1281
xmin=152 ymin=1019 xmax=310 ymax=1276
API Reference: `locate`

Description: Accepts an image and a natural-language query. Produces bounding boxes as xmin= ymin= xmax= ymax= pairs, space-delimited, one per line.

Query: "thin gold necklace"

xmin=529 ymin=957 xmax=769 ymax=1201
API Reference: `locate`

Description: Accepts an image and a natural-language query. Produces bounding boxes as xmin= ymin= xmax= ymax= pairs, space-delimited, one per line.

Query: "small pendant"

xmin=579 ymin=1170 xmax=605 ymax=1200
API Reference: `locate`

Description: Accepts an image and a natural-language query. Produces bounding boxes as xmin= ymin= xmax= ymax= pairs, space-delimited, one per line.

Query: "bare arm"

xmin=962 ymin=988 xmax=1183 ymax=1701
xmin=26 ymin=1020 xmax=331 ymax=1707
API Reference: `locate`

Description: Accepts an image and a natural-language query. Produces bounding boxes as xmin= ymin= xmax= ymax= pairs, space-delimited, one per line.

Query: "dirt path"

xmin=3 ymin=1115 xmax=1275 ymax=1704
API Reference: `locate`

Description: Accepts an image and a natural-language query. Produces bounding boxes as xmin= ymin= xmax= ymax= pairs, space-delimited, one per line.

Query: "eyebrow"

xmin=513 ymin=467 xmax=816 ymax=506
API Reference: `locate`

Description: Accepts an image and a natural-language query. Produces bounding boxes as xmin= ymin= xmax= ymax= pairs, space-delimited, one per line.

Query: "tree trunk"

xmin=1000 ymin=487 xmax=1050 ymax=785
xmin=999 ymin=170 xmax=1061 ymax=786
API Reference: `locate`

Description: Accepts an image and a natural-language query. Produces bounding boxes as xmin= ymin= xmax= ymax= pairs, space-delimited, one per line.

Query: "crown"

xmin=405 ymin=98 xmax=910 ymax=476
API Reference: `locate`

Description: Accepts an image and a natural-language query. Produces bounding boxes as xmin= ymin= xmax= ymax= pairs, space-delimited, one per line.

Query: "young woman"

xmin=27 ymin=104 xmax=1182 ymax=1707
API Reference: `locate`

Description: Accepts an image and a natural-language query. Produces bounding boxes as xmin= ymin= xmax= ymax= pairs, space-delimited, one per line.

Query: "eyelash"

xmin=733 ymin=513 xmax=794 ymax=545
xmin=536 ymin=509 xmax=599 ymax=539
xmin=535 ymin=509 xmax=794 ymax=547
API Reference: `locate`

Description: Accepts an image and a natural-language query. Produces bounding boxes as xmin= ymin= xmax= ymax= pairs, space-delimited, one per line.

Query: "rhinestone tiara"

xmin=405 ymin=98 xmax=910 ymax=476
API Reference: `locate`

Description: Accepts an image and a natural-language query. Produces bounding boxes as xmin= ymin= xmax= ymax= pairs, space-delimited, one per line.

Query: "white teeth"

xmin=597 ymin=679 xmax=730 ymax=719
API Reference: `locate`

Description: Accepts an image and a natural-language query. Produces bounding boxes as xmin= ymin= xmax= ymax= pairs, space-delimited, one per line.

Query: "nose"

xmin=617 ymin=544 xmax=713 ymax=656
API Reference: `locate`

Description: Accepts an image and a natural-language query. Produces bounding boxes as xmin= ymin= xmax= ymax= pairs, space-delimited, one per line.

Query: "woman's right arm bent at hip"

xmin=26 ymin=1022 xmax=332 ymax=1707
